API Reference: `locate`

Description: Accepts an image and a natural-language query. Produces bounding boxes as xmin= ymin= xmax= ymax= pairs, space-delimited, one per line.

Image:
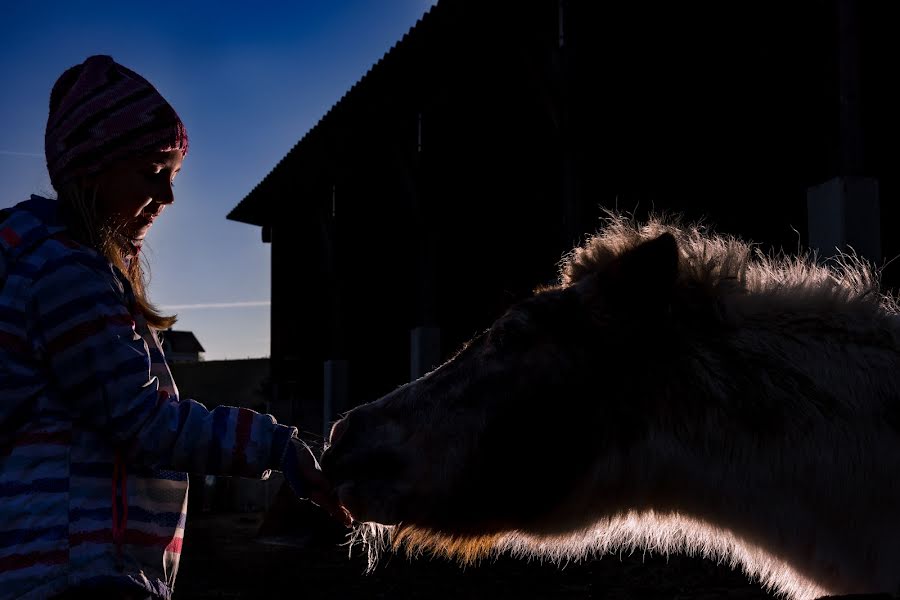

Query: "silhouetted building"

xmin=160 ymin=329 xmax=205 ymax=363
xmin=228 ymin=0 xmax=897 ymax=439
xmin=169 ymin=357 xmax=272 ymax=414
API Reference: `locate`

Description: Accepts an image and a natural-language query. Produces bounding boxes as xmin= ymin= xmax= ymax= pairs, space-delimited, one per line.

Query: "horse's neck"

xmin=642 ymin=407 xmax=900 ymax=593
xmin=621 ymin=320 xmax=900 ymax=592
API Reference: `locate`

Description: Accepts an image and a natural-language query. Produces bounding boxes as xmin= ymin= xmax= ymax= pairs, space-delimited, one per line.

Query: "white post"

xmin=807 ymin=177 xmax=880 ymax=263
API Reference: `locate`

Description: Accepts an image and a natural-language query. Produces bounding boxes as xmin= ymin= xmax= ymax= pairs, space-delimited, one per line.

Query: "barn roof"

xmin=226 ymin=2 xmax=444 ymax=226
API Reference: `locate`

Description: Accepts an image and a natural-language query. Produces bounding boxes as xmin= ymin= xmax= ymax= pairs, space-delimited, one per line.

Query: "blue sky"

xmin=1 ymin=0 xmax=436 ymax=360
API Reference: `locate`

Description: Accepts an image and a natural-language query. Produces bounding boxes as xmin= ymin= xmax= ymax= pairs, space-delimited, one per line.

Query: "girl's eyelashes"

xmin=142 ymin=162 xmax=180 ymax=186
xmin=143 ymin=167 xmax=177 ymax=184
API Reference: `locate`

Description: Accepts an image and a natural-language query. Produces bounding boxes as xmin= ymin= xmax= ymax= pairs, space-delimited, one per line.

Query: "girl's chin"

xmin=120 ymin=228 xmax=149 ymax=243
xmin=131 ymin=222 xmax=153 ymax=235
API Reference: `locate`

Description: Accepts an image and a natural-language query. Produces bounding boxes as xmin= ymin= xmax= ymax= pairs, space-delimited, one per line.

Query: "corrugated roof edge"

xmin=226 ymin=1 xmax=444 ymax=226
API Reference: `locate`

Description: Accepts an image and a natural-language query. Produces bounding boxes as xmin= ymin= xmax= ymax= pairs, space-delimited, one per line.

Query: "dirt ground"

xmin=174 ymin=492 xmax=776 ymax=600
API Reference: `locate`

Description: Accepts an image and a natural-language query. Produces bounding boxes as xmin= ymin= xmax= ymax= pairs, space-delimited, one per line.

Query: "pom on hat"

xmin=45 ymin=55 xmax=188 ymax=190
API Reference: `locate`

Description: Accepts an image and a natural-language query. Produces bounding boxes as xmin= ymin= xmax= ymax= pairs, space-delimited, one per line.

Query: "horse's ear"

xmin=615 ymin=232 xmax=679 ymax=293
xmin=582 ymin=232 xmax=680 ymax=314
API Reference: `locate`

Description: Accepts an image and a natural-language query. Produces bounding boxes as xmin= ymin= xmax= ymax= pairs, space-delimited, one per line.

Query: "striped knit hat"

xmin=45 ymin=55 xmax=188 ymax=190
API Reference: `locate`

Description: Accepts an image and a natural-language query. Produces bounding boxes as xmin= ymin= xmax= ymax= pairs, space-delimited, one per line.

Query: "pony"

xmin=320 ymin=213 xmax=900 ymax=599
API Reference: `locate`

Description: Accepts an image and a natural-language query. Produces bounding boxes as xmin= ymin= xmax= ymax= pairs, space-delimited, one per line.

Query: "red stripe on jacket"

xmin=70 ymin=529 xmax=181 ymax=552
xmin=0 ymin=227 xmax=22 ymax=247
xmin=16 ymin=431 xmax=70 ymax=445
xmin=0 ymin=330 xmax=29 ymax=356
xmin=1 ymin=430 xmax=71 ymax=458
xmin=0 ymin=549 xmax=67 ymax=574
xmin=46 ymin=313 xmax=135 ymax=355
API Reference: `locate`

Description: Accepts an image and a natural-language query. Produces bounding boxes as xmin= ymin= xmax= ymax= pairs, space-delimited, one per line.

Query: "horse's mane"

xmin=558 ymin=211 xmax=899 ymax=319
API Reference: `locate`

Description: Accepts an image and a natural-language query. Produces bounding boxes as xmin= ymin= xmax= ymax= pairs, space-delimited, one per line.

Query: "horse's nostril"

xmin=329 ymin=417 xmax=349 ymax=446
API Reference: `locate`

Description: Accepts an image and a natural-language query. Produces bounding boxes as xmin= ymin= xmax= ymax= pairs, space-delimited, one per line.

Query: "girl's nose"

xmin=157 ymin=186 xmax=175 ymax=205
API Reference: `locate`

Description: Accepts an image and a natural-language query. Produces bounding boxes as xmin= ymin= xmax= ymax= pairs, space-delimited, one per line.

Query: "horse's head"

xmin=320 ymin=232 xmax=682 ymax=538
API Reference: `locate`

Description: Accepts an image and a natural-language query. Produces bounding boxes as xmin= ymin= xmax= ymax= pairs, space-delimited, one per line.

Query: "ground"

xmin=174 ymin=491 xmax=777 ymax=600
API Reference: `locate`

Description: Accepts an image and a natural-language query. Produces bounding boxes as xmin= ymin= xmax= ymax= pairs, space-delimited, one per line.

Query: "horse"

xmin=320 ymin=213 xmax=900 ymax=599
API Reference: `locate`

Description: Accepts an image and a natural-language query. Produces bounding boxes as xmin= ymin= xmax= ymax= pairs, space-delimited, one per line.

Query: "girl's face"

xmin=92 ymin=149 xmax=184 ymax=241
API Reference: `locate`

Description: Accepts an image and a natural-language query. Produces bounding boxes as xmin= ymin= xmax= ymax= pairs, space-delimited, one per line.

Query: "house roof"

xmin=162 ymin=330 xmax=205 ymax=354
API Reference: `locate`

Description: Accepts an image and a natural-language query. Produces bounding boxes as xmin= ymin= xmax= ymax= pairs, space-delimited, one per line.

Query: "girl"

xmin=0 ymin=55 xmax=345 ymax=600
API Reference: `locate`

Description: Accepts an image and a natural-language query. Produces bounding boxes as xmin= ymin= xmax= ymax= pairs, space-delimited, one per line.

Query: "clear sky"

xmin=0 ymin=0 xmax=436 ymax=360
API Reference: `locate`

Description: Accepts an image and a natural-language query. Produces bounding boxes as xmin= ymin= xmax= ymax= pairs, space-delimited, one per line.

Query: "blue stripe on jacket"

xmin=0 ymin=526 xmax=67 ymax=547
xmin=0 ymin=478 xmax=68 ymax=497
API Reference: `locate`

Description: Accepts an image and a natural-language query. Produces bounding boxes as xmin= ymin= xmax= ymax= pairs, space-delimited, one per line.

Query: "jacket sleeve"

xmin=30 ymin=249 xmax=296 ymax=478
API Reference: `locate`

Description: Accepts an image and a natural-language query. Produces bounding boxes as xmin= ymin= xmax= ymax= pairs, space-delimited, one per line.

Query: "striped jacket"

xmin=0 ymin=196 xmax=297 ymax=599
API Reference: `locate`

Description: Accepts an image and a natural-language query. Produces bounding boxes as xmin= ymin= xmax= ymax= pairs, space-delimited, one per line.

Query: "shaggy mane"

xmin=558 ymin=212 xmax=899 ymax=318
xmin=349 ymin=513 xmax=828 ymax=599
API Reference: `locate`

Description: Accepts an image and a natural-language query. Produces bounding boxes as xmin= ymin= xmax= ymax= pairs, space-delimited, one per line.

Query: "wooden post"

xmin=410 ymin=326 xmax=441 ymax=380
xmin=807 ymin=0 xmax=879 ymax=263
xmin=407 ymin=109 xmax=442 ymax=382
xmin=323 ymin=359 xmax=349 ymax=440
xmin=557 ymin=0 xmax=582 ymax=248
xmin=321 ymin=179 xmax=349 ymax=439
xmin=807 ymin=177 xmax=880 ymax=262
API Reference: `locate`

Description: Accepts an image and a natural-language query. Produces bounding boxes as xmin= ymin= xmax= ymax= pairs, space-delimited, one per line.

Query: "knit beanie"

xmin=44 ymin=55 xmax=189 ymax=191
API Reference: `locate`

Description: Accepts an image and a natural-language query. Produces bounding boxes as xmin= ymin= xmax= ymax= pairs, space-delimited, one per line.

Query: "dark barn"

xmin=211 ymin=0 xmax=898 ymax=597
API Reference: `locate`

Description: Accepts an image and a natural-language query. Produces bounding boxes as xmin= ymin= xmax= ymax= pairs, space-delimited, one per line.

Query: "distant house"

xmin=227 ymin=0 xmax=896 ymax=441
xmin=160 ymin=329 xmax=205 ymax=363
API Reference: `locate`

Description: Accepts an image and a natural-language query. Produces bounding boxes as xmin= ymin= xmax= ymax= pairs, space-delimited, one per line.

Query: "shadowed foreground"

xmin=176 ymin=509 xmax=775 ymax=599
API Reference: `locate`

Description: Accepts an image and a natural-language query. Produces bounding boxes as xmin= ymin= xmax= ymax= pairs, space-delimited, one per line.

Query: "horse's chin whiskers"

xmin=346 ymin=521 xmax=396 ymax=572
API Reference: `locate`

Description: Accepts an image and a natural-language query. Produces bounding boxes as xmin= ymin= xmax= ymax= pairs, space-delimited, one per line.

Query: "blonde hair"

xmin=56 ymin=180 xmax=177 ymax=331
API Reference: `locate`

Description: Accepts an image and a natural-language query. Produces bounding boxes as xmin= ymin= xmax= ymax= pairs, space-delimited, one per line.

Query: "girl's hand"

xmin=282 ymin=437 xmax=351 ymax=527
